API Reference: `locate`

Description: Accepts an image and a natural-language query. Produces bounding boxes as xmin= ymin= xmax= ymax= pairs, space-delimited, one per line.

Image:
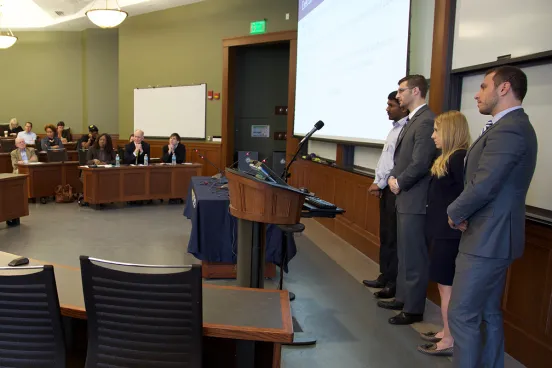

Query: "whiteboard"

xmin=453 ymin=0 xmax=552 ymax=69
xmin=460 ymin=64 xmax=552 ymax=211
xmin=134 ymin=84 xmax=206 ymax=138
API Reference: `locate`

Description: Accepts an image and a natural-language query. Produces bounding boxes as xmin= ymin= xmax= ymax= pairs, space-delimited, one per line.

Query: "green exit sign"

xmin=250 ymin=20 xmax=267 ymax=35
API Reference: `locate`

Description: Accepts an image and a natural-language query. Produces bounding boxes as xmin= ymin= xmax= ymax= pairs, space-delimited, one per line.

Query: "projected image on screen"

xmin=294 ymin=0 xmax=410 ymax=144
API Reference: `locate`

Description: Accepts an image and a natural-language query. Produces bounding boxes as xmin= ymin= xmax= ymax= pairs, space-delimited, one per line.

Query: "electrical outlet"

xmin=273 ymin=132 xmax=287 ymax=140
xmin=286 ymin=13 xmax=290 ymax=20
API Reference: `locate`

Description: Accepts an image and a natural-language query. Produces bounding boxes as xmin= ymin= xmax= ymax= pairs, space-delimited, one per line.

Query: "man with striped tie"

xmin=447 ymin=66 xmax=538 ymax=368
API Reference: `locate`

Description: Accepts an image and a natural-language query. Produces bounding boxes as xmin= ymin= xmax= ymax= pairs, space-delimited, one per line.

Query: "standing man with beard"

xmin=378 ymin=75 xmax=436 ymax=325
xmin=363 ymin=91 xmax=409 ymax=299
xmin=447 ymin=66 xmax=537 ymax=368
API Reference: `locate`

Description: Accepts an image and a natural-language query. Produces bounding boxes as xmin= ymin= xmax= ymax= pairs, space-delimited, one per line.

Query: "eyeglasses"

xmin=397 ymin=87 xmax=413 ymax=94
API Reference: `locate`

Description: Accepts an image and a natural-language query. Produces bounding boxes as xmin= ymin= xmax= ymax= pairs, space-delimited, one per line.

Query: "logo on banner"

xmin=192 ymin=189 xmax=197 ymax=208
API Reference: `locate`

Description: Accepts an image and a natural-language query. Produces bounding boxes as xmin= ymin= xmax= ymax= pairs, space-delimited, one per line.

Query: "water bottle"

xmin=171 ymin=153 xmax=176 ymax=166
xmin=144 ymin=154 xmax=149 ymax=166
xmin=115 ymin=154 xmax=120 ymax=167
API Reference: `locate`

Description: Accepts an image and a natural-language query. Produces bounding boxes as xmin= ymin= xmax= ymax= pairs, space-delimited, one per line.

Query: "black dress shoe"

xmin=374 ymin=286 xmax=396 ymax=299
xmin=388 ymin=312 xmax=423 ymax=325
xmin=362 ymin=274 xmax=386 ymax=288
xmin=377 ymin=299 xmax=404 ymax=310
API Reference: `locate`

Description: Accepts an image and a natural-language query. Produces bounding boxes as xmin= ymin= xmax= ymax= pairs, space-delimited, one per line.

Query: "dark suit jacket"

xmin=162 ymin=143 xmax=186 ymax=164
xmin=448 ymin=108 xmax=538 ymax=259
xmin=41 ymin=136 xmax=64 ymax=151
xmin=426 ymin=149 xmax=466 ymax=240
xmin=389 ymin=105 xmax=437 ymax=214
xmin=124 ymin=141 xmax=151 ymax=164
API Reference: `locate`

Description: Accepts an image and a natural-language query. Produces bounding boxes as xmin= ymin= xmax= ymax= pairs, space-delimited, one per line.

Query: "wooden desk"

xmin=17 ymin=162 xmax=82 ymax=200
xmin=0 ymin=251 xmax=292 ymax=367
xmin=0 ymin=153 xmax=11 ymax=174
xmin=82 ymin=164 xmax=202 ymax=205
xmin=0 ymin=174 xmax=29 ymax=226
xmin=38 ymin=150 xmax=78 ymax=162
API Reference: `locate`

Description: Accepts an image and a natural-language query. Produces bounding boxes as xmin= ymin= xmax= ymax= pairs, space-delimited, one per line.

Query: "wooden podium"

xmin=226 ymin=168 xmax=306 ymax=289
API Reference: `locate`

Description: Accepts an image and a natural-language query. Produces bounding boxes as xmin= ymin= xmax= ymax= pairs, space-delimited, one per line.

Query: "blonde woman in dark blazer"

xmin=10 ymin=137 xmax=38 ymax=173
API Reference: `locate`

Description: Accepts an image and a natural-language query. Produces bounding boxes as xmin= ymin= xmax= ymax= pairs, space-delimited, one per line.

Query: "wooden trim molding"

xmin=428 ymin=0 xmax=455 ymax=114
xmin=223 ymin=31 xmax=298 ymax=47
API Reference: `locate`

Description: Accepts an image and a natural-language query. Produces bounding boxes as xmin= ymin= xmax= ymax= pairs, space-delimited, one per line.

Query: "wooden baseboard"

xmin=202 ymin=261 xmax=276 ymax=279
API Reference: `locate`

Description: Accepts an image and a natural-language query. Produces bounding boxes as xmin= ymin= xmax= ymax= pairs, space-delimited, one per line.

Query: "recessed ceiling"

xmin=0 ymin=0 xmax=204 ymax=31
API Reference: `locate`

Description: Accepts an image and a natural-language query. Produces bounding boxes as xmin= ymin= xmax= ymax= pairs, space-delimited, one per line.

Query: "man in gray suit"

xmin=377 ymin=75 xmax=437 ymax=325
xmin=447 ymin=66 xmax=537 ymax=367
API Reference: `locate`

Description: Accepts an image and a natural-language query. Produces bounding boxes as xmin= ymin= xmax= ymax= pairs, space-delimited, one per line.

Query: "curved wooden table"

xmin=0 ymin=251 xmax=292 ymax=367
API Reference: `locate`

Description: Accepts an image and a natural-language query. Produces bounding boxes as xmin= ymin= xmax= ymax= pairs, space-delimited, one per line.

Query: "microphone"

xmin=299 ymin=120 xmax=324 ymax=145
xmin=194 ymin=149 xmax=224 ymax=178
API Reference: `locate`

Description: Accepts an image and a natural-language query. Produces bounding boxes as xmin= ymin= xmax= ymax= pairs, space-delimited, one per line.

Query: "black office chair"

xmin=47 ymin=148 xmax=68 ymax=162
xmin=78 ymin=149 xmax=88 ymax=165
xmin=79 ymin=256 xmax=202 ymax=368
xmin=0 ymin=138 xmax=15 ymax=152
xmin=0 ymin=264 xmax=66 ymax=367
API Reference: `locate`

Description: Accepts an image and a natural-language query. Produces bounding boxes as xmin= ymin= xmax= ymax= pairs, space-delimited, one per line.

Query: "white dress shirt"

xmin=17 ymin=131 xmax=37 ymax=145
xmin=373 ymin=116 xmax=408 ymax=189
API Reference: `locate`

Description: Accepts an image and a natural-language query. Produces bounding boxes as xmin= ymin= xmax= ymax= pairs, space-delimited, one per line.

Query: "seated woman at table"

xmin=86 ymin=133 xmax=116 ymax=165
xmin=56 ymin=121 xmax=72 ymax=143
xmin=7 ymin=118 xmax=23 ymax=137
xmin=10 ymin=137 xmax=38 ymax=173
xmin=40 ymin=124 xmax=64 ymax=151
xmin=162 ymin=133 xmax=186 ymax=164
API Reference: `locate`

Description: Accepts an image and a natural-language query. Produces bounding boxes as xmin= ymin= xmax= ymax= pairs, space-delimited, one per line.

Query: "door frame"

xmin=221 ymin=30 xmax=298 ymax=168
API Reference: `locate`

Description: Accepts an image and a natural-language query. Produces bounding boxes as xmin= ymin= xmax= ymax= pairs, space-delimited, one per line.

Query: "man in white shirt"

xmin=17 ymin=122 xmax=37 ymax=145
xmin=363 ymin=91 xmax=408 ymax=299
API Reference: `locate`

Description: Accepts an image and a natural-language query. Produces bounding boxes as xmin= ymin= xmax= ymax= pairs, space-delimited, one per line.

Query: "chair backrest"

xmin=47 ymin=149 xmax=68 ymax=162
xmin=0 ymin=138 xmax=15 ymax=152
xmin=0 ymin=265 xmax=66 ymax=367
xmin=0 ymin=124 xmax=9 ymax=136
xmin=80 ymin=256 xmax=202 ymax=368
xmin=78 ymin=149 xmax=88 ymax=165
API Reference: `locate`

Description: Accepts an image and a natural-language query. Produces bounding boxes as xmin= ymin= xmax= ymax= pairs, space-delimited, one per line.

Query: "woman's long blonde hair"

xmin=430 ymin=111 xmax=471 ymax=178
xmin=9 ymin=118 xmax=18 ymax=129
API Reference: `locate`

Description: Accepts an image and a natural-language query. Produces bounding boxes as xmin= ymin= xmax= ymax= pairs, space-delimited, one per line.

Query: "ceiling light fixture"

xmin=86 ymin=0 xmax=128 ymax=29
xmin=0 ymin=4 xmax=17 ymax=49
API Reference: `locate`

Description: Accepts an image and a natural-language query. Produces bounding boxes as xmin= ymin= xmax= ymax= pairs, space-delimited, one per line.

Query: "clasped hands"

xmin=134 ymin=143 xmax=143 ymax=156
xmin=387 ymin=176 xmax=400 ymax=195
xmin=448 ymin=216 xmax=468 ymax=232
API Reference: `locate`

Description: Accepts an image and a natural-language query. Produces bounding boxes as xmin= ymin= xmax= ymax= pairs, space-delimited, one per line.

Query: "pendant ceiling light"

xmin=0 ymin=5 xmax=17 ymax=49
xmin=86 ymin=0 xmax=128 ymax=29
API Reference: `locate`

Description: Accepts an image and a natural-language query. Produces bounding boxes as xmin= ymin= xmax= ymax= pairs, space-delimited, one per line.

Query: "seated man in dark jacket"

xmin=162 ymin=133 xmax=186 ymax=164
xmin=124 ymin=129 xmax=150 ymax=164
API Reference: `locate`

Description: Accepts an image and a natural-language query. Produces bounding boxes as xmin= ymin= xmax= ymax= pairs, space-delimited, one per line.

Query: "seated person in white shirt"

xmin=10 ymin=137 xmax=38 ymax=174
xmin=17 ymin=122 xmax=38 ymax=145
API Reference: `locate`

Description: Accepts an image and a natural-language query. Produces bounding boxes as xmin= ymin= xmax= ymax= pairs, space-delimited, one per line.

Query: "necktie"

xmin=480 ymin=119 xmax=493 ymax=137
xmin=397 ymin=117 xmax=409 ymax=142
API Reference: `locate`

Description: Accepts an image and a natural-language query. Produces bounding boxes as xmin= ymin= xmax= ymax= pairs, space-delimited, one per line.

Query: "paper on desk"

xmin=27 ymin=162 xmax=44 ymax=165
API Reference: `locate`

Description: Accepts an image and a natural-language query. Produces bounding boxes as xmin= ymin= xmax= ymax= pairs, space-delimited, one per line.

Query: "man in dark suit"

xmin=377 ymin=75 xmax=437 ymax=325
xmin=162 ymin=133 xmax=186 ymax=164
xmin=447 ymin=66 xmax=537 ymax=367
xmin=124 ymin=129 xmax=151 ymax=164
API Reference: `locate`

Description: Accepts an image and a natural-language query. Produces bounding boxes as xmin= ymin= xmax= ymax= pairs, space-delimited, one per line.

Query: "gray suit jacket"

xmin=389 ymin=105 xmax=436 ymax=214
xmin=447 ymin=108 xmax=537 ymax=259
